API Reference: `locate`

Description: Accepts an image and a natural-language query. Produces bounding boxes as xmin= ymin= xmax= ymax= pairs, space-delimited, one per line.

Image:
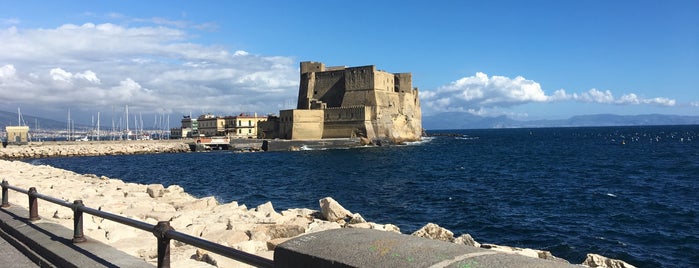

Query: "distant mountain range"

xmin=0 ymin=110 xmax=79 ymax=130
xmin=422 ymin=112 xmax=699 ymax=130
xmin=2 ymin=109 xmax=698 ymax=131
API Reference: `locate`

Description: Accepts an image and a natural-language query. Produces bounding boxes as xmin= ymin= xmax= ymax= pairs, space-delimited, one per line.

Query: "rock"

xmin=307 ymin=219 xmax=342 ymax=233
xmin=379 ymin=223 xmax=401 ymax=233
xmin=194 ymin=249 xmax=217 ymax=266
xmin=253 ymin=224 xmax=306 ymax=240
xmin=146 ymin=184 xmax=165 ymax=198
xmin=582 ymin=253 xmax=636 ymax=268
xmin=318 ymin=197 xmax=352 ymax=222
xmin=346 ymin=222 xmax=372 ymax=229
xmin=256 ymin=201 xmax=276 ymax=215
xmin=175 ymin=196 xmax=219 ymax=211
xmin=348 ymin=213 xmax=366 ymax=224
xmin=411 ymin=223 xmax=454 ymax=242
xmin=453 ymin=233 xmax=480 ymax=247
xmin=267 ymin=237 xmax=292 ymax=250
xmin=481 ymin=244 xmax=540 ymax=259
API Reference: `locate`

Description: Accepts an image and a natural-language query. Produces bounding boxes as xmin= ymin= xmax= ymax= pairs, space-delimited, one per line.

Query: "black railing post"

xmin=1 ymin=180 xmax=9 ymax=208
xmin=28 ymin=187 xmax=40 ymax=221
xmin=72 ymin=200 xmax=87 ymax=243
xmin=153 ymin=221 xmax=173 ymax=268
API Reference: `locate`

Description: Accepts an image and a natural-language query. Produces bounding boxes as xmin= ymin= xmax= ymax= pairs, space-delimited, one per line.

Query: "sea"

xmin=26 ymin=125 xmax=699 ymax=267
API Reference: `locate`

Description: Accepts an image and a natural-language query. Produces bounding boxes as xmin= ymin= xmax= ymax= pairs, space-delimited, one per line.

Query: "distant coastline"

xmin=423 ymin=113 xmax=699 ymax=130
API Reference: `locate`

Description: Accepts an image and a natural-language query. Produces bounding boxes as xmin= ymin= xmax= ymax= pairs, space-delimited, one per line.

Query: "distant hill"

xmin=3 ymin=109 xmax=698 ymax=131
xmin=423 ymin=113 xmax=699 ymax=130
xmin=0 ymin=110 xmax=75 ymax=130
xmin=0 ymin=110 xmax=99 ymax=131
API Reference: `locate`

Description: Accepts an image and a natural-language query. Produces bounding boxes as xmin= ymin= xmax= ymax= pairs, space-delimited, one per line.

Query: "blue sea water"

xmin=27 ymin=125 xmax=699 ymax=267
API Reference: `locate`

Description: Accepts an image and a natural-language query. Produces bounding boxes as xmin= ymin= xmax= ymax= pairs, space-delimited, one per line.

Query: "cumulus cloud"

xmin=421 ymin=73 xmax=677 ymax=115
xmin=0 ymin=21 xmax=298 ymax=122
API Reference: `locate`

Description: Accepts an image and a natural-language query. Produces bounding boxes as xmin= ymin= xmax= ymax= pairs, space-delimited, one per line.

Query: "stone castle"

xmin=267 ymin=61 xmax=422 ymax=142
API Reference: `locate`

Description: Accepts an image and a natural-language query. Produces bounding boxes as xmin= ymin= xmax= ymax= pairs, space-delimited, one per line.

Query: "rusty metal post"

xmin=28 ymin=187 xmax=40 ymax=221
xmin=153 ymin=221 xmax=174 ymax=268
xmin=1 ymin=180 xmax=9 ymax=208
xmin=72 ymin=200 xmax=87 ymax=243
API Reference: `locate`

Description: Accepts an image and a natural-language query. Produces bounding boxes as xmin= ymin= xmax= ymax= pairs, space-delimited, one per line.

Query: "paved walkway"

xmin=0 ymin=229 xmax=40 ymax=267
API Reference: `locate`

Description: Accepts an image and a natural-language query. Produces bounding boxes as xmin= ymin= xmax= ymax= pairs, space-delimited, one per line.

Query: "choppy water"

xmin=28 ymin=125 xmax=699 ymax=267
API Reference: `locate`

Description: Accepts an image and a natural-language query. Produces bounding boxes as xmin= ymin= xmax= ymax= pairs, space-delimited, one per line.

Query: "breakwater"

xmin=0 ymin=140 xmax=190 ymax=159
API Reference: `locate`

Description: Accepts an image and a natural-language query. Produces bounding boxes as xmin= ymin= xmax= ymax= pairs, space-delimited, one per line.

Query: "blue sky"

xmin=1 ymin=0 xmax=697 ymax=125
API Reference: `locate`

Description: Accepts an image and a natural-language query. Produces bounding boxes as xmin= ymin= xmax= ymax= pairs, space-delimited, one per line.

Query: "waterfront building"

xmin=171 ymin=113 xmax=267 ymax=139
xmin=5 ymin=126 xmax=29 ymax=145
xmin=197 ymin=114 xmax=225 ymax=137
xmin=224 ymin=113 xmax=268 ymax=139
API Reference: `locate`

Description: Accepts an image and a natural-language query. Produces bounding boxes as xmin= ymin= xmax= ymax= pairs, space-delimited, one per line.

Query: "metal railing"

xmin=0 ymin=180 xmax=274 ymax=268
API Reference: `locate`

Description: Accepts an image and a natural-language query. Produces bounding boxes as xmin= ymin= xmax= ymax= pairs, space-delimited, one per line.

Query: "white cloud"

xmin=422 ymin=73 xmax=677 ymax=114
xmin=0 ymin=64 xmax=17 ymax=79
xmin=0 ymin=21 xmax=298 ymax=122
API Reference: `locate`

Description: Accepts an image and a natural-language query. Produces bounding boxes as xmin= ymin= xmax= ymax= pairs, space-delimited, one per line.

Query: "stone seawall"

xmin=0 ymin=140 xmax=191 ymax=159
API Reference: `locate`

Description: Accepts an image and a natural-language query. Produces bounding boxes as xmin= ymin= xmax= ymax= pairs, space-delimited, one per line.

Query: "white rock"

xmin=307 ymin=219 xmax=342 ymax=233
xmin=146 ymin=184 xmax=165 ymax=198
xmin=348 ymin=213 xmax=367 ymax=224
xmin=453 ymin=233 xmax=480 ymax=247
xmin=318 ymin=197 xmax=352 ymax=222
xmin=411 ymin=223 xmax=454 ymax=242
xmin=582 ymin=253 xmax=636 ymax=268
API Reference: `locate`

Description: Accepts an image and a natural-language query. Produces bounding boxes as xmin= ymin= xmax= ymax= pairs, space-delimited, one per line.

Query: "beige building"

xmin=173 ymin=113 xmax=267 ymax=139
xmin=5 ymin=126 xmax=29 ymax=145
xmin=277 ymin=61 xmax=422 ymax=142
xmin=197 ymin=114 xmax=225 ymax=137
xmin=225 ymin=114 xmax=268 ymax=139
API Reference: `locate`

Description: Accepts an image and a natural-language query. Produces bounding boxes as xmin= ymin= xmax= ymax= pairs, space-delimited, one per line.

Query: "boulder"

xmin=253 ymin=224 xmax=306 ymax=240
xmin=411 ymin=223 xmax=454 ymax=242
xmin=318 ymin=197 xmax=352 ymax=222
xmin=582 ymin=253 xmax=636 ymax=268
xmin=453 ymin=233 xmax=480 ymax=247
xmin=146 ymin=184 xmax=165 ymax=198
xmin=348 ymin=213 xmax=367 ymax=224
xmin=307 ymin=219 xmax=342 ymax=233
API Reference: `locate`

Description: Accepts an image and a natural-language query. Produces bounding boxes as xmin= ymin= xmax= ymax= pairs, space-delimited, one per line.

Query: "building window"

xmin=248 ymin=120 xmax=251 ymax=126
xmin=248 ymin=129 xmax=252 ymax=134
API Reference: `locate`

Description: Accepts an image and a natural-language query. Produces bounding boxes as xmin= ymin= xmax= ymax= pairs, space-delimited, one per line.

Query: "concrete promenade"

xmin=0 ymin=229 xmax=39 ymax=267
xmin=0 ymin=204 xmax=152 ymax=267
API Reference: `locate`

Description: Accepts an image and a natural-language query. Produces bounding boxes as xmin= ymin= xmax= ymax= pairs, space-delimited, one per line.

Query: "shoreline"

xmin=0 ymin=139 xmax=191 ymax=159
xmin=0 ymin=143 xmax=634 ymax=267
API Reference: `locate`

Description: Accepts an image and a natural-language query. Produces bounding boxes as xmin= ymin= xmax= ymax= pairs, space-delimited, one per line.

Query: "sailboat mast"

xmin=125 ymin=105 xmax=129 ymax=137
xmin=97 ymin=112 xmax=101 ymax=141
xmin=67 ymin=109 xmax=71 ymax=141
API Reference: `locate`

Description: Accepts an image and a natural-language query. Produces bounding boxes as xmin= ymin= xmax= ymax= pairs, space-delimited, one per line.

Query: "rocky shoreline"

xmin=0 ymin=140 xmax=191 ymax=159
xmin=0 ymin=146 xmax=635 ymax=267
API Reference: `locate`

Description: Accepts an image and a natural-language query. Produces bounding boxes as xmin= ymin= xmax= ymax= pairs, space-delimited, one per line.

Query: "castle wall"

xmin=373 ymin=71 xmax=395 ymax=92
xmin=321 ymin=106 xmax=372 ymax=139
xmin=279 ymin=109 xmax=324 ymax=140
xmin=312 ymin=70 xmax=346 ymax=108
